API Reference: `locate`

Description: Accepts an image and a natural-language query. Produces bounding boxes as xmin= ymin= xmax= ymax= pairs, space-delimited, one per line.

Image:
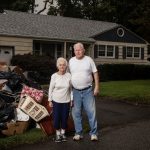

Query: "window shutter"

xmin=148 ymin=45 xmax=150 ymax=55
xmin=141 ymin=48 xmax=144 ymax=60
xmin=123 ymin=47 xmax=126 ymax=59
xmin=94 ymin=45 xmax=98 ymax=58
xmin=115 ymin=46 xmax=119 ymax=59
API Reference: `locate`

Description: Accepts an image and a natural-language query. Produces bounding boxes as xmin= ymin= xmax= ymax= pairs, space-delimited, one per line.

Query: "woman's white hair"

xmin=56 ymin=57 xmax=68 ymax=68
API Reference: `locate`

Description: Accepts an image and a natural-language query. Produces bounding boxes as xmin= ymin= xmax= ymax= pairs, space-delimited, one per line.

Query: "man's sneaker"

xmin=73 ymin=134 xmax=83 ymax=141
xmin=61 ymin=134 xmax=67 ymax=142
xmin=55 ymin=135 xmax=62 ymax=143
xmin=91 ymin=135 xmax=98 ymax=141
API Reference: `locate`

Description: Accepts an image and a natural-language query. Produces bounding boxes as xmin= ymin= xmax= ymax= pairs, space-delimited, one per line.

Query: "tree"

xmin=0 ymin=0 xmax=36 ymax=13
xmin=47 ymin=0 xmax=83 ymax=18
xmin=37 ymin=0 xmax=54 ymax=14
xmin=127 ymin=0 xmax=150 ymax=42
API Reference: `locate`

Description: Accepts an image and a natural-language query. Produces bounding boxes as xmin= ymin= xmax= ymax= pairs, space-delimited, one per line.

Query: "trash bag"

xmin=0 ymin=104 xmax=15 ymax=123
xmin=24 ymin=71 xmax=42 ymax=90
xmin=0 ymin=98 xmax=6 ymax=109
xmin=0 ymin=71 xmax=11 ymax=79
xmin=0 ymin=71 xmax=23 ymax=93
xmin=6 ymin=73 xmax=23 ymax=93
xmin=0 ymin=91 xmax=16 ymax=103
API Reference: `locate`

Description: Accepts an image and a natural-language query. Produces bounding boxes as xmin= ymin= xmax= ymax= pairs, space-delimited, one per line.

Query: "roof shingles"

xmin=0 ymin=10 xmax=118 ymax=42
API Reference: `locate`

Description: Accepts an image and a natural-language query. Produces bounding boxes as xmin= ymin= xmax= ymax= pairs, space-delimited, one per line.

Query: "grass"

xmin=0 ymin=128 xmax=47 ymax=150
xmin=100 ymin=80 xmax=150 ymax=104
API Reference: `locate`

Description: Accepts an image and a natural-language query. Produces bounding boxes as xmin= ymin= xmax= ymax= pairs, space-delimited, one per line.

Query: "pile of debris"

xmin=0 ymin=64 xmax=55 ymax=137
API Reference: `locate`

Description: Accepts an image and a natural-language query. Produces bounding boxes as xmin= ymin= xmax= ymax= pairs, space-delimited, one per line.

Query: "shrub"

xmin=11 ymin=54 xmax=57 ymax=84
xmin=97 ymin=64 xmax=150 ymax=81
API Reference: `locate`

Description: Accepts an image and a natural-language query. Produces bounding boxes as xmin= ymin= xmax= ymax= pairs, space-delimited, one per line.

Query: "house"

xmin=0 ymin=10 xmax=149 ymax=65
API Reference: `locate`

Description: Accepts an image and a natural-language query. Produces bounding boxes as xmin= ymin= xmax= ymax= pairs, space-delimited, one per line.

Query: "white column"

xmin=90 ymin=44 xmax=94 ymax=59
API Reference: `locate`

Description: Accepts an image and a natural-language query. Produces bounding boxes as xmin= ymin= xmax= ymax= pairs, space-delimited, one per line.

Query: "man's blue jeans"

xmin=72 ymin=86 xmax=98 ymax=136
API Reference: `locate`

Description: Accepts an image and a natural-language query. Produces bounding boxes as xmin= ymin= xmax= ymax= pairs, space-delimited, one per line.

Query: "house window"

xmin=134 ymin=47 xmax=140 ymax=57
xmin=34 ymin=42 xmax=41 ymax=55
xmin=117 ymin=28 xmax=125 ymax=37
xmin=124 ymin=46 xmax=141 ymax=58
xmin=107 ymin=46 xmax=114 ymax=57
xmin=98 ymin=45 xmax=105 ymax=56
xmin=126 ymin=47 xmax=133 ymax=57
xmin=98 ymin=45 xmax=115 ymax=57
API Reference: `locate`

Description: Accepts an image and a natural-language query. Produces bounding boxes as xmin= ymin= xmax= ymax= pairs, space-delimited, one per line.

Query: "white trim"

xmin=95 ymin=41 xmax=147 ymax=47
xmin=97 ymin=44 xmax=115 ymax=58
xmin=117 ymin=28 xmax=125 ymax=37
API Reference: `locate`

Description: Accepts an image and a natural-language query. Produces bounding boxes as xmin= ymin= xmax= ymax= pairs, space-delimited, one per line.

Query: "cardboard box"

xmin=1 ymin=121 xmax=29 ymax=136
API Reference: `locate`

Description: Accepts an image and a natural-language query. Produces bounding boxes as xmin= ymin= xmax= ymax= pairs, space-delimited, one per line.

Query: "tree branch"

xmin=37 ymin=0 xmax=53 ymax=14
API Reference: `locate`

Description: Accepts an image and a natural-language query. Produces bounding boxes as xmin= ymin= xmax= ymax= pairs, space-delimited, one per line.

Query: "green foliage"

xmin=0 ymin=0 xmax=35 ymax=13
xmin=47 ymin=6 xmax=58 ymax=16
xmin=48 ymin=0 xmax=83 ymax=18
xmin=11 ymin=54 xmax=57 ymax=84
xmin=0 ymin=129 xmax=46 ymax=150
xmin=97 ymin=64 xmax=150 ymax=81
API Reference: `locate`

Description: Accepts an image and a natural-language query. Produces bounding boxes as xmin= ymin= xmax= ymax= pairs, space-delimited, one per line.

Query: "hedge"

xmin=97 ymin=64 xmax=150 ymax=81
xmin=11 ymin=55 xmax=150 ymax=83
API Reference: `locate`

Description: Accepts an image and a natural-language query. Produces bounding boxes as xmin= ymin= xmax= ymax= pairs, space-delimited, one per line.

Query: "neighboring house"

xmin=0 ymin=10 xmax=149 ymax=65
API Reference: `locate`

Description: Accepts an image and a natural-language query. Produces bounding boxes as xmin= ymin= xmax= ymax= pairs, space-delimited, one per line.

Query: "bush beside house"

xmin=97 ymin=64 xmax=150 ymax=81
xmin=11 ymin=55 xmax=150 ymax=83
xmin=11 ymin=54 xmax=57 ymax=84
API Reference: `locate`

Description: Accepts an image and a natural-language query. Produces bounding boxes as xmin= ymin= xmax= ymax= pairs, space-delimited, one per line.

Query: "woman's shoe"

xmin=55 ymin=135 xmax=62 ymax=143
xmin=61 ymin=134 xmax=67 ymax=142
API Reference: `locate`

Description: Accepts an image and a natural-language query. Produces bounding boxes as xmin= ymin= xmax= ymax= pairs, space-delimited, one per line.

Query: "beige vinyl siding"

xmin=0 ymin=36 xmax=33 ymax=54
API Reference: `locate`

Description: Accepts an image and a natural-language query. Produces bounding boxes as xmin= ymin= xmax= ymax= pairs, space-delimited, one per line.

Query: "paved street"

xmin=10 ymin=98 xmax=150 ymax=150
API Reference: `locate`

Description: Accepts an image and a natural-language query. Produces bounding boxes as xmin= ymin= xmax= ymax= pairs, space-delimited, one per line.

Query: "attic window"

xmin=117 ymin=28 xmax=124 ymax=37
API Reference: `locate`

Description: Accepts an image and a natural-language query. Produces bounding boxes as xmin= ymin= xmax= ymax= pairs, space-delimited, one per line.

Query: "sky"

xmin=34 ymin=0 xmax=57 ymax=15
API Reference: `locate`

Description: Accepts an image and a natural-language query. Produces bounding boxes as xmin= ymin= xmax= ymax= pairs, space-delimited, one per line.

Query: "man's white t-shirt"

xmin=69 ymin=56 xmax=97 ymax=90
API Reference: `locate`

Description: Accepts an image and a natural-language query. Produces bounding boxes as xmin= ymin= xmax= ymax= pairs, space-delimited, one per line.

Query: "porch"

xmin=33 ymin=40 xmax=93 ymax=61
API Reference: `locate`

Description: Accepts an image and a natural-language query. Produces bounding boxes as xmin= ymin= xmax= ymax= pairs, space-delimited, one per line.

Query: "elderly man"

xmin=69 ymin=42 xmax=99 ymax=141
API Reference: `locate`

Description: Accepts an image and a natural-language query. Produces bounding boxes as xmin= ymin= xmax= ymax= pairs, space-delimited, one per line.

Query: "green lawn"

xmin=0 ymin=129 xmax=47 ymax=149
xmin=100 ymin=80 xmax=150 ymax=104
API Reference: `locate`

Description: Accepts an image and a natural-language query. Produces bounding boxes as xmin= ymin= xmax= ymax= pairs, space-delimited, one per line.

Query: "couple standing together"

xmin=48 ymin=42 xmax=99 ymax=142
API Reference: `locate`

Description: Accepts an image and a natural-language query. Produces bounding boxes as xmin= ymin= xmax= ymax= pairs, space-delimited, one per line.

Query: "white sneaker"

xmin=91 ymin=135 xmax=98 ymax=141
xmin=73 ymin=134 xmax=83 ymax=141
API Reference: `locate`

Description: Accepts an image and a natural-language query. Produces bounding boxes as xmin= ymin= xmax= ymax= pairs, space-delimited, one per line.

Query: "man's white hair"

xmin=56 ymin=57 xmax=68 ymax=67
xmin=73 ymin=42 xmax=85 ymax=51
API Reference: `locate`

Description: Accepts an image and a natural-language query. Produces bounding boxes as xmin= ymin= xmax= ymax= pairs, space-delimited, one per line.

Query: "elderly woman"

xmin=48 ymin=57 xmax=72 ymax=142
